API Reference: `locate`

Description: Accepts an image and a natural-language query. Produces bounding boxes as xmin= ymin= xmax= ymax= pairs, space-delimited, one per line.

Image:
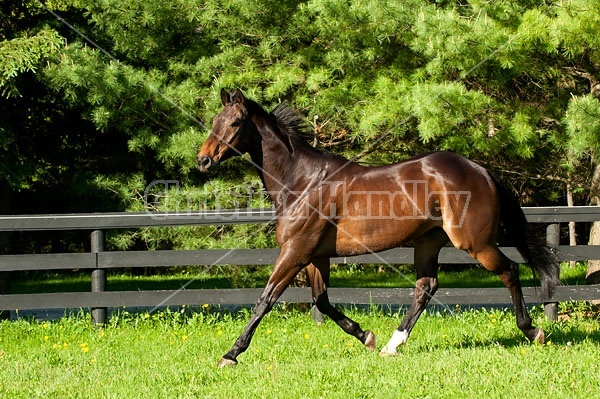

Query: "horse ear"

xmin=220 ymin=88 xmax=230 ymax=106
xmin=230 ymin=89 xmax=245 ymax=105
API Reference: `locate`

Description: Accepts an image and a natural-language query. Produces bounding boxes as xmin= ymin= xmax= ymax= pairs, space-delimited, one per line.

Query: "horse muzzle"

xmin=196 ymin=155 xmax=215 ymax=173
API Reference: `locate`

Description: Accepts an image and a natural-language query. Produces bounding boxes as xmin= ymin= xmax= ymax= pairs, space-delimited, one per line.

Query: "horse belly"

xmin=333 ymin=217 xmax=432 ymax=256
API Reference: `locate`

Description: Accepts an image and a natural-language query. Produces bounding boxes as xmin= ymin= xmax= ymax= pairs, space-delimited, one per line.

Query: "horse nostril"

xmin=197 ymin=155 xmax=213 ymax=172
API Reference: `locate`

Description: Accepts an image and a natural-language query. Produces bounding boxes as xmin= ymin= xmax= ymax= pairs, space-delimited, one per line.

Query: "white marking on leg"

xmin=380 ymin=329 xmax=409 ymax=356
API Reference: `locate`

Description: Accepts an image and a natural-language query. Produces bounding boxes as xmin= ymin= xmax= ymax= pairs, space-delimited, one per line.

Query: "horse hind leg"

xmin=472 ymin=245 xmax=544 ymax=344
xmin=306 ymin=260 xmax=376 ymax=351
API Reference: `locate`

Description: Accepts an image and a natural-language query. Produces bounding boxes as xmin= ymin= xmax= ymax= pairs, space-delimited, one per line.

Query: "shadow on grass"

xmin=412 ymin=318 xmax=600 ymax=353
xmin=544 ymin=320 xmax=600 ymax=345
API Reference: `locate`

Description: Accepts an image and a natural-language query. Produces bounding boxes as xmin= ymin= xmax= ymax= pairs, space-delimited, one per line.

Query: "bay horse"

xmin=197 ymin=89 xmax=559 ymax=368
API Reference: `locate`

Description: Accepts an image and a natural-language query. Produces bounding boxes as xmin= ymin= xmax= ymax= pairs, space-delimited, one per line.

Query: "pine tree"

xmin=4 ymin=0 xmax=600 ymax=260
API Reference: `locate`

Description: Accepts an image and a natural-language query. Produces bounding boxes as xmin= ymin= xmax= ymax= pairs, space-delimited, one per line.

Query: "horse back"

xmin=316 ymin=152 xmax=499 ymax=255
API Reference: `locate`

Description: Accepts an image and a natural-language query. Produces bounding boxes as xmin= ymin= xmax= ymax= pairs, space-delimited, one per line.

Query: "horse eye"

xmin=230 ymin=119 xmax=242 ymax=127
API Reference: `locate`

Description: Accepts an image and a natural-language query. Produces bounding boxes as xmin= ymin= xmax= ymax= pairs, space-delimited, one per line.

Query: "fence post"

xmin=544 ymin=224 xmax=560 ymax=322
xmin=91 ymin=230 xmax=107 ymax=326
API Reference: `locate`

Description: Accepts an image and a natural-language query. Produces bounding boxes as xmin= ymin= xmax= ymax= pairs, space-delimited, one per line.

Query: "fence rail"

xmin=1 ymin=207 xmax=600 ymax=323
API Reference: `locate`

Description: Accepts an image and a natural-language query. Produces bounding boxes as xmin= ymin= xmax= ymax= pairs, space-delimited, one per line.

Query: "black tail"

xmin=490 ymin=174 xmax=560 ymax=301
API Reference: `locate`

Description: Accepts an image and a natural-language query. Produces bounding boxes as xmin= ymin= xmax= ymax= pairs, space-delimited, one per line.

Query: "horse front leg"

xmin=218 ymin=248 xmax=306 ymax=368
xmin=380 ymin=275 xmax=438 ymax=356
xmin=380 ymin=229 xmax=446 ymax=356
xmin=306 ymin=259 xmax=376 ymax=351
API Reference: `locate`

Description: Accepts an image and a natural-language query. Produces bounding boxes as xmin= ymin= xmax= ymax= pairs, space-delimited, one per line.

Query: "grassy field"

xmin=1 ymin=303 xmax=599 ymax=398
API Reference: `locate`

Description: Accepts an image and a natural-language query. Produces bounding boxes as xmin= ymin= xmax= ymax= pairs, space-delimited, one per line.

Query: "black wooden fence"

xmin=1 ymin=207 xmax=600 ymax=324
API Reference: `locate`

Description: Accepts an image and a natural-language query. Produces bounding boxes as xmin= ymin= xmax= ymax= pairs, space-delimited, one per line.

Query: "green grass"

xmin=8 ymin=262 xmax=588 ymax=294
xmin=1 ymin=304 xmax=599 ymax=398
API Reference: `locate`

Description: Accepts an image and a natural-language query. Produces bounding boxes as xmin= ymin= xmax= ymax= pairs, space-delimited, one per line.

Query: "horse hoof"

xmin=217 ymin=357 xmax=238 ymax=368
xmin=363 ymin=330 xmax=376 ymax=352
xmin=533 ymin=328 xmax=545 ymax=344
xmin=379 ymin=348 xmax=398 ymax=357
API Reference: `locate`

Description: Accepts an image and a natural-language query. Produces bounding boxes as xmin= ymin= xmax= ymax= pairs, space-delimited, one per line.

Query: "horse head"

xmin=197 ymin=88 xmax=251 ymax=172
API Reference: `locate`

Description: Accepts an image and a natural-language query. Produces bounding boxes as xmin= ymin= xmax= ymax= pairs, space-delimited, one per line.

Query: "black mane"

xmin=270 ymin=102 xmax=315 ymax=142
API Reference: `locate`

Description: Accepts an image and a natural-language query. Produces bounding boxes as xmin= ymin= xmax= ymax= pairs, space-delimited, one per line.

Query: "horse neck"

xmin=247 ymin=113 xmax=304 ymax=207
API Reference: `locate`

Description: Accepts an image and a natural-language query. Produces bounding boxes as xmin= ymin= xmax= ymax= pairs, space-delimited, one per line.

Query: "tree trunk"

xmin=588 ymin=224 xmax=600 ymax=284
xmin=567 ymin=183 xmax=577 ymax=268
xmin=0 ymin=179 xmax=11 ymax=319
xmin=587 ymin=164 xmax=600 ymax=285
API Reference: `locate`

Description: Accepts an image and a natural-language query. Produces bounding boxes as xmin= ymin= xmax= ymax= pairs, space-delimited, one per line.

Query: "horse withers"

xmin=197 ymin=89 xmax=560 ymax=367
